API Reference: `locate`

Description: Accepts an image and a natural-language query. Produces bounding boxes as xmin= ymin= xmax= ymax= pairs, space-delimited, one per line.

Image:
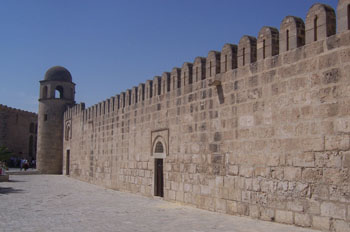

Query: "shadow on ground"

xmin=8 ymin=179 xmax=26 ymax=183
xmin=0 ymin=187 xmax=24 ymax=194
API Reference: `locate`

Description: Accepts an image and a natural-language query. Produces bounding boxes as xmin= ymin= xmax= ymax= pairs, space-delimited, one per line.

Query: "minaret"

xmin=37 ymin=66 xmax=75 ymax=174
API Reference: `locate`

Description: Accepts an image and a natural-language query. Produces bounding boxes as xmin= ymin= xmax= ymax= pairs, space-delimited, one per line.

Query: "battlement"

xmin=0 ymin=104 xmax=37 ymax=116
xmin=65 ymin=1 xmax=350 ymax=121
xmin=62 ymin=1 xmax=350 ymax=230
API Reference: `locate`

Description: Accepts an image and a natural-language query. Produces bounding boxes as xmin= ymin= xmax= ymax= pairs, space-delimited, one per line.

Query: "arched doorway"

xmin=153 ymin=138 xmax=166 ymax=197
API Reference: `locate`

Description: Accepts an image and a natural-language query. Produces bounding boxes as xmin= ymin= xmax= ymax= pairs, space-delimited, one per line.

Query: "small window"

xmin=209 ymin=61 xmax=212 ymax=77
xmin=286 ymin=30 xmax=290 ymax=51
xmin=242 ymin=48 xmax=246 ymax=66
xmin=177 ymin=76 xmax=181 ymax=88
xmin=188 ymin=71 xmax=192 ymax=84
xmin=225 ymin=55 xmax=228 ymax=72
xmin=149 ymin=82 xmax=153 ymax=98
xmin=314 ymin=15 xmax=318 ymax=41
xmin=142 ymin=85 xmax=145 ymax=100
xmin=55 ymin=86 xmax=64 ymax=99
xmin=196 ymin=67 xmax=199 ymax=81
xmin=263 ymin=39 xmax=266 ymax=59
xmin=167 ymin=76 xmax=171 ymax=92
xmin=44 ymin=114 xmax=48 ymax=121
xmin=157 ymin=78 xmax=161 ymax=95
xmin=154 ymin=141 xmax=164 ymax=153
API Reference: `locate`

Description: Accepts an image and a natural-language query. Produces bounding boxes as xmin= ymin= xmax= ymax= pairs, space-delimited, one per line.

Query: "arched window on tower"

xmin=314 ymin=15 xmax=318 ymax=41
xmin=286 ymin=30 xmax=290 ymax=51
xmin=242 ymin=48 xmax=246 ymax=66
xmin=263 ymin=39 xmax=266 ymax=59
xmin=55 ymin=86 xmax=64 ymax=99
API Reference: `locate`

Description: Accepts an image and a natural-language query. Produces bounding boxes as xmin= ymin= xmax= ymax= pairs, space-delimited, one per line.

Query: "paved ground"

xmin=0 ymin=175 xmax=320 ymax=232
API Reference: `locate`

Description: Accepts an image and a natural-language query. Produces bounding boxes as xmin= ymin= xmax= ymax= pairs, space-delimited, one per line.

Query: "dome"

xmin=44 ymin=66 xmax=72 ymax=82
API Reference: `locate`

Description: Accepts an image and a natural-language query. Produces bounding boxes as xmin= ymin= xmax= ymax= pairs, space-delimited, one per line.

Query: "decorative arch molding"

xmin=152 ymin=135 xmax=167 ymax=159
xmin=151 ymin=129 xmax=169 ymax=159
xmin=65 ymin=120 xmax=72 ymax=141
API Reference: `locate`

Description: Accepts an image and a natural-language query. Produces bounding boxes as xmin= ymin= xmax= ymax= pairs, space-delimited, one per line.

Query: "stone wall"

xmin=0 ymin=104 xmax=37 ymax=160
xmin=63 ymin=1 xmax=350 ymax=231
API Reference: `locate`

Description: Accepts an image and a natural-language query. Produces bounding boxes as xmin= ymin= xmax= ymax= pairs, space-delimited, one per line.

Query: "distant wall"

xmin=63 ymin=1 xmax=350 ymax=231
xmin=0 ymin=104 xmax=37 ymax=160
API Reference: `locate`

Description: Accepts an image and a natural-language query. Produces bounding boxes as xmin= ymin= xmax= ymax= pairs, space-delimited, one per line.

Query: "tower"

xmin=37 ymin=66 xmax=75 ymax=174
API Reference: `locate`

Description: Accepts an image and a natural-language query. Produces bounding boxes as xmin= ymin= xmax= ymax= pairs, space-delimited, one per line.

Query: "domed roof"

xmin=44 ymin=66 xmax=72 ymax=82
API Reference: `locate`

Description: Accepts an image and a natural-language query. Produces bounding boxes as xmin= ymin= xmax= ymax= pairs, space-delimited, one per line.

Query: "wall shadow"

xmin=0 ymin=187 xmax=24 ymax=195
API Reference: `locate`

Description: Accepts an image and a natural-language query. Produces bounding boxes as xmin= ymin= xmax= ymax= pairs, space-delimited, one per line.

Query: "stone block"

xmin=312 ymin=216 xmax=330 ymax=231
xmin=302 ymin=137 xmax=325 ymax=152
xmin=286 ymin=201 xmax=304 ymax=212
xmin=340 ymin=47 xmax=350 ymax=63
xmin=325 ymin=135 xmax=350 ymax=151
xmin=249 ymin=205 xmax=260 ymax=218
xmin=294 ymin=213 xmax=311 ymax=227
xmin=284 ymin=167 xmax=301 ymax=181
xmin=227 ymin=165 xmax=239 ymax=176
xmin=168 ymin=190 xmax=176 ymax=200
xmin=334 ymin=118 xmax=350 ymax=133
xmin=293 ymin=152 xmax=315 ymax=167
xmin=215 ymin=198 xmax=227 ymax=213
xmin=320 ymin=202 xmax=346 ymax=220
xmin=239 ymin=166 xmax=254 ymax=178
xmin=228 ymin=189 xmax=242 ymax=201
xmin=319 ymin=53 xmax=339 ymax=70
xmin=254 ymin=167 xmax=270 ymax=178
xmin=333 ymin=220 xmax=350 ymax=232
xmin=175 ymin=191 xmax=184 ymax=202
xmin=306 ymin=199 xmax=320 ymax=215
xmin=275 ymin=210 xmax=293 ymax=224
xmin=323 ymin=168 xmax=348 ymax=185
xmin=271 ymin=167 xmax=284 ymax=180
xmin=260 ymin=207 xmax=275 ymax=221
xmin=343 ymin=151 xmax=350 ymax=168
xmin=302 ymin=168 xmax=323 ymax=183
xmin=200 ymin=185 xmax=210 ymax=196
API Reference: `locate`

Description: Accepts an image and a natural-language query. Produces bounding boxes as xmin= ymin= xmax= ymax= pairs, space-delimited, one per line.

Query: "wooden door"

xmin=155 ymin=159 xmax=164 ymax=197
xmin=66 ymin=150 xmax=70 ymax=175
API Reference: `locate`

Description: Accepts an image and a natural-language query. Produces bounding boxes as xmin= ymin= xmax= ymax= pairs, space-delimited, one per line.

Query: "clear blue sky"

xmin=0 ymin=0 xmax=337 ymax=113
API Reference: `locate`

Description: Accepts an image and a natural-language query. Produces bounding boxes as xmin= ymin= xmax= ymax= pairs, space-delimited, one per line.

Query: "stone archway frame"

xmin=151 ymin=128 xmax=169 ymax=159
xmin=64 ymin=120 xmax=72 ymax=141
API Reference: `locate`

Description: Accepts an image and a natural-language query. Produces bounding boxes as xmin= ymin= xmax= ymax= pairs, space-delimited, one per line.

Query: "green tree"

xmin=0 ymin=146 xmax=12 ymax=164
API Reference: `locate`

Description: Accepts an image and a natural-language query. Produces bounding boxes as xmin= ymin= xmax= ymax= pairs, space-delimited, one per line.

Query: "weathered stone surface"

xmin=0 ymin=105 xmax=37 ymax=161
xmin=25 ymin=2 xmax=350 ymax=231
xmin=320 ymin=202 xmax=346 ymax=220
xmin=275 ymin=210 xmax=293 ymax=224
xmin=312 ymin=216 xmax=330 ymax=231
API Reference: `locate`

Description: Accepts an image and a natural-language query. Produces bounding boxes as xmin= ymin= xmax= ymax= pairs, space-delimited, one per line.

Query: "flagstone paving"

xmin=0 ymin=175 xmax=320 ymax=232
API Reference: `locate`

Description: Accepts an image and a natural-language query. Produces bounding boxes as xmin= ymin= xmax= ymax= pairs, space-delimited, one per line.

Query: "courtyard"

xmin=0 ymin=174 xmax=320 ymax=232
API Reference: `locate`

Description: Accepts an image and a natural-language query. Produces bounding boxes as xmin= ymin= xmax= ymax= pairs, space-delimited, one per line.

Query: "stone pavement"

xmin=0 ymin=175 xmax=320 ymax=232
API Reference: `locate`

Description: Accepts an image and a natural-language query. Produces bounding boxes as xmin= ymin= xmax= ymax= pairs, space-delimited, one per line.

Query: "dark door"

xmin=66 ymin=150 xmax=70 ymax=175
xmin=155 ymin=159 xmax=164 ymax=197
